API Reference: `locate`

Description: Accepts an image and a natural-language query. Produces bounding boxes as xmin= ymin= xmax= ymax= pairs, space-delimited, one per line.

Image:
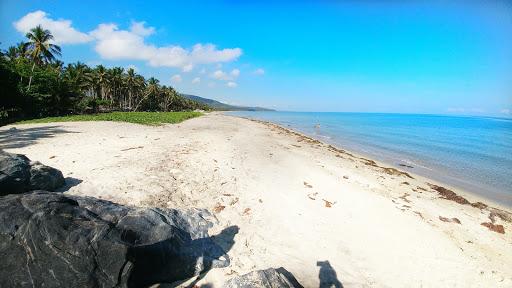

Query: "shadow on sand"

xmin=317 ymin=260 xmax=343 ymax=288
xmin=129 ymin=225 xmax=239 ymax=288
xmin=0 ymin=125 xmax=77 ymax=149
xmin=56 ymin=177 xmax=83 ymax=192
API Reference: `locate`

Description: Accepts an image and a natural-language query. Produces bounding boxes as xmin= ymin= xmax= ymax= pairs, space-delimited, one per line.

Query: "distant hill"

xmin=181 ymin=94 xmax=274 ymax=111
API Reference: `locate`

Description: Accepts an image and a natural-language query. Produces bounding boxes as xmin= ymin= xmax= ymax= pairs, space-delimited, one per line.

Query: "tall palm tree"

xmin=124 ymin=68 xmax=141 ymax=109
xmin=108 ymin=67 xmax=124 ymax=106
xmin=24 ymin=25 xmax=61 ymax=90
xmin=94 ymin=65 xmax=109 ymax=100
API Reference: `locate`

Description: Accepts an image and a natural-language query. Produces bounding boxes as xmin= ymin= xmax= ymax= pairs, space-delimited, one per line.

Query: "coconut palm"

xmin=24 ymin=25 xmax=61 ymax=90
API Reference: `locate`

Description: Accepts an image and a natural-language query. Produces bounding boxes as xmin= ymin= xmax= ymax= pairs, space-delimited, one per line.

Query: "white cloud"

xmin=171 ymin=74 xmax=182 ymax=83
xmin=89 ymin=23 xmax=242 ymax=70
xmin=14 ymin=11 xmax=243 ymax=70
xmin=192 ymin=77 xmax=200 ymax=84
xmin=501 ymin=108 xmax=510 ymax=114
xmin=227 ymin=81 xmax=237 ymax=88
xmin=230 ymin=68 xmax=240 ymax=77
xmin=254 ymin=68 xmax=265 ymax=75
xmin=211 ymin=70 xmax=230 ymax=80
xmin=182 ymin=64 xmax=194 ymax=72
xmin=13 ymin=10 xmax=92 ymax=44
xmin=130 ymin=21 xmax=155 ymax=36
xmin=211 ymin=69 xmax=240 ymax=81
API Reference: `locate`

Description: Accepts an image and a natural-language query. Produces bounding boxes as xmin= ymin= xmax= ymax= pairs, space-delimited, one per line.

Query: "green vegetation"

xmin=1 ymin=25 xmax=209 ymax=125
xmin=16 ymin=111 xmax=203 ymax=126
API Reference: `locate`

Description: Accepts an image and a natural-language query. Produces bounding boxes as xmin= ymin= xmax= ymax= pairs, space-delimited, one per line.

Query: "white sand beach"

xmin=1 ymin=113 xmax=511 ymax=287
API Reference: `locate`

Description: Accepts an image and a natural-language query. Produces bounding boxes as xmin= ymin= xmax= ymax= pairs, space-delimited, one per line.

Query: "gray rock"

xmin=0 ymin=151 xmax=64 ymax=195
xmin=0 ymin=191 xmax=231 ymax=287
xmin=29 ymin=161 xmax=65 ymax=191
xmin=223 ymin=268 xmax=302 ymax=288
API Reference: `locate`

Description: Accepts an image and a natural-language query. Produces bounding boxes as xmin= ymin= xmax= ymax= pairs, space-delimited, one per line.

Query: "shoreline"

xmin=1 ymin=113 xmax=511 ymax=287
xmin=227 ymin=113 xmax=511 ymax=209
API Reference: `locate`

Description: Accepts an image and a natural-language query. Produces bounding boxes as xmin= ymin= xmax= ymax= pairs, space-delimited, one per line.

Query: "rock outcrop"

xmin=0 ymin=191 xmax=230 ymax=287
xmin=223 ymin=268 xmax=302 ymax=288
xmin=0 ymin=151 xmax=64 ymax=195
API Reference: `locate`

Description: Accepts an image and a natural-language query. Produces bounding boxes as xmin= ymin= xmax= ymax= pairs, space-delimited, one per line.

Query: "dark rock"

xmin=28 ymin=161 xmax=65 ymax=190
xmin=223 ymin=268 xmax=302 ymax=288
xmin=0 ymin=151 xmax=31 ymax=195
xmin=0 ymin=151 xmax=65 ymax=195
xmin=0 ymin=191 xmax=231 ymax=287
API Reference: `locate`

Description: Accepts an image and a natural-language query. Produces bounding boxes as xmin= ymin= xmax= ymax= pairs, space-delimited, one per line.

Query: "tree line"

xmin=0 ymin=25 xmax=209 ymax=125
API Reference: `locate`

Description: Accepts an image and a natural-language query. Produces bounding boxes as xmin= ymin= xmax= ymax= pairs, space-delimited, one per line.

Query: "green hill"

xmin=181 ymin=94 xmax=274 ymax=111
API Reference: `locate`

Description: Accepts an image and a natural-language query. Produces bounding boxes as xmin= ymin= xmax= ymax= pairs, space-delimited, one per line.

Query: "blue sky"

xmin=1 ymin=1 xmax=511 ymax=116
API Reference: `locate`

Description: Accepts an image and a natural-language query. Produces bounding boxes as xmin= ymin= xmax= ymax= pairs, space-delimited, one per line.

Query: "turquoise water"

xmin=229 ymin=111 xmax=512 ymax=206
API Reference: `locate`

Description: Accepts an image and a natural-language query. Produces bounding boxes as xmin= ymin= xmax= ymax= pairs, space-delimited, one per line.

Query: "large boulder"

xmin=0 ymin=151 xmax=65 ymax=195
xmin=223 ymin=268 xmax=302 ymax=288
xmin=0 ymin=191 xmax=231 ymax=287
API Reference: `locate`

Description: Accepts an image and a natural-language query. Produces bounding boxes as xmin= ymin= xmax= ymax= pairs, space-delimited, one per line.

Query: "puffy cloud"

xmin=212 ymin=70 xmax=229 ymax=80
xmin=211 ymin=68 xmax=240 ymax=81
xmin=227 ymin=81 xmax=237 ymax=88
xmin=14 ymin=11 xmax=243 ymax=70
xmin=89 ymin=23 xmax=242 ymax=70
xmin=230 ymin=68 xmax=240 ymax=77
xmin=13 ymin=10 xmax=92 ymax=44
xmin=171 ymin=74 xmax=182 ymax=83
xmin=182 ymin=64 xmax=194 ymax=72
xmin=192 ymin=77 xmax=201 ymax=84
xmin=130 ymin=21 xmax=155 ymax=36
xmin=254 ymin=68 xmax=265 ymax=75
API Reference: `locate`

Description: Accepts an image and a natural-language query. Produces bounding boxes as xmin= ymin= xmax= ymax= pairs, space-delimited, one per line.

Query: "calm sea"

xmin=228 ymin=111 xmax=512 ymax=206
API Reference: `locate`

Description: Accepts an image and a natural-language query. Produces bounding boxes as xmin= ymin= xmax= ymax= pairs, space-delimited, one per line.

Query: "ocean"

xmin=228 ymin=111 xmax=512 ymax=206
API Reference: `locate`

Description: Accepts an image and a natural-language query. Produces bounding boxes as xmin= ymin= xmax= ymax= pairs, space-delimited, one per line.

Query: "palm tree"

xmin=93 ymin=65 xmax=109 ymax=100
xmin=24 ymin=25 xmax=61 ymax=90
xmin=124 ymin=68 xmax=144 ymax=109
xmin=64 ymin=62 xmax=88 ymax=94
xmin=135 ymin=77 xmax=159 ymax=111
xmin=108 ymin=67 xmax=124 ymax=107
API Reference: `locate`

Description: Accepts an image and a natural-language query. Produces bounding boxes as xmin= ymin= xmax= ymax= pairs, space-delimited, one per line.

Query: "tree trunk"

xmin=27 ymin=62 xmax=36 ymax=91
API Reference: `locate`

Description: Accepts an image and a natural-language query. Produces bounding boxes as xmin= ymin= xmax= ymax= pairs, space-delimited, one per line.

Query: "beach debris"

xmin=439 ymin=216 xmax=461 ymax=224
xmin=120 ymin=145 xmax=143 ymax=151
xmin=399 ymin=193 xmax=411 ymax=203
xmin=360 ymin=158 xmax=414 ymax=179
xmin=322 ymin=199 xmax=335 ymax=208
xmin=427 ymin=183 xmax=470 ymax=205
xmin=49 ymin=155 xmax=56 ymax=159
xmin=472 ymin=202 xmax=488 ymax=209
xmin=303 ymin=181 xmax=313 ymax=188
xmin=307 ymin=192 xmax=318 ymax=200
xmin=230 ymin=197 xmax=239 ymax=206
xmin=343 ymin=175 xmax=349 ymax=179
xmin=414 ymin=211 xmax=424 ymax=219
xmin=223 ymin=267 xmax=301 ymax=288
xmin=481 ymin=222 xmax=505 ymax=234
xmin=243 ymin=208 xmax=251 ymax=215
xmin=259 ymin=199 xmax=263 ymax=203
xmin=291 ymin=144 xmax=301 ymax=148
xmin=221 ymin=181 xmax=228 ymax=186
xmin=214 ymin=202 xmax=226 ymax=213
xmin=399 ymin=164 xmax=414 ymax=168
xmin=223 ymin=193 xmax=233 ymax=196
xmin=401 ymin=181 xmax=410 ymax=185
